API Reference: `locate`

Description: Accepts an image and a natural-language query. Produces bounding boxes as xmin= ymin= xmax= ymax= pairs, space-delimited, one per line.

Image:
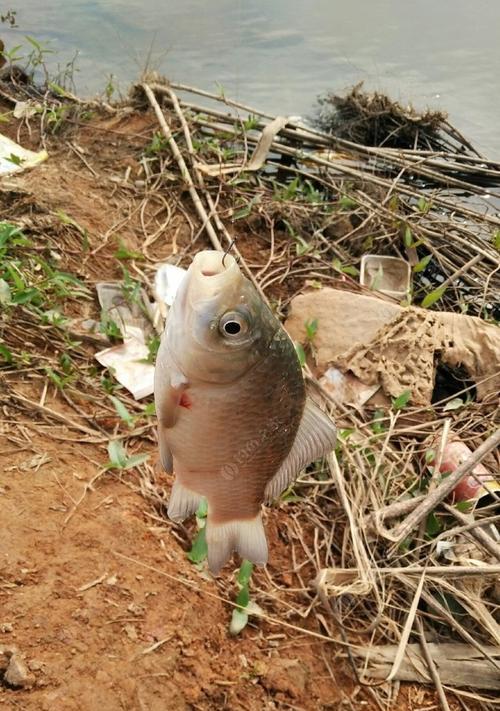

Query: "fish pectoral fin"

xmin=159 ymin=381 xmax=188 ymax=429
xmin=205 ymin=514 xmax=268 ymax=575
xmin=158 ymin=425 xmax=174 ymax=473
xmin=167 ymin=480 xmax=203 ymax=522
xmin=156 ymin=379 xmax=188 ymax=472
xmin=265 ymin=397 xmax=337 ymax=502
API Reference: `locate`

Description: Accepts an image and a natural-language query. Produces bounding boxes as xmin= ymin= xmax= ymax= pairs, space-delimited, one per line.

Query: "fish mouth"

xmin=192 ymin=250 xmax=237 ymax=279
xmin=188 ymin=250 xmax=240 ymax=304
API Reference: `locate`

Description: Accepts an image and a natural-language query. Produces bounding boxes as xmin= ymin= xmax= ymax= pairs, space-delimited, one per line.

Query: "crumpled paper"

xmin=0 ymin=132 xmax=47 ymax=175
xmin=94 ymin=264 xmax=187 ymax=399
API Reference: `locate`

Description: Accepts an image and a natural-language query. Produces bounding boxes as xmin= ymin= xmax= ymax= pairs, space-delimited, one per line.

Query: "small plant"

xmin=232 ymin=194 xmax=261 ymax=221
xmin=295 ymin=342 xmax=306 ymax=367
xmin=106 ymin=439 xmax=149 ymax=470
xmin=413 ymin=254 xmax=433 ymax=273
xmin=115 ymin=240 xmax=144 ymax=261
xmin=304 ymin=318 xmax=318 ymax=342
xmin=392 ymin=389 xmax=411 ymax=411
xmin=243 ymin=115 xmax=259 ymax=132
xmin=370 ymin=409 xmax=386 ymax=435
xmin=337 ymin=195 xmax=357 ymax=210
xmin=421 ymin=285 xmax=446 ymax=309
xmin=229 ymin=560 xmax=256 ymax=635
xmin=144 ymin=131 xmax=169 ymax=156
xmin=99 ymin=313 xmax=122 ymax=340
xmin=120 ymin=267 xmax=143 ymax=307
xmin=104 ymin=74 xmax=116 ymax=102
xmin=187 ymin=499 xmax=208 ymax=563
xmin=332 ymin=258 xmax=359 ymax=277
xmin=109 ymin=395 xmax=135 ymax=429
xmin=146 ymin=335 xmax=161 ymax=364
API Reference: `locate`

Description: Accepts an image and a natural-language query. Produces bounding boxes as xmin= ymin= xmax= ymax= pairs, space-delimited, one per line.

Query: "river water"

xmin=8 ymin=0 xmax=500 ymax=156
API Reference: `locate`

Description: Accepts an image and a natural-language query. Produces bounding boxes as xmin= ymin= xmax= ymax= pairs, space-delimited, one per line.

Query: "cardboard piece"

xmin=286 ymin=288 xmax=500 ymax=406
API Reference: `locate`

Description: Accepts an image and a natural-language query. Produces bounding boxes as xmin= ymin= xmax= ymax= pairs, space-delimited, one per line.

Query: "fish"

xmin=154 ymin=250 xmax=336 ymax=574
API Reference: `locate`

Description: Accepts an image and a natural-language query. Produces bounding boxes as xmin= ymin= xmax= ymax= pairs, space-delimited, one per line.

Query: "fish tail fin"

xmin=167 ymin=480 xmax=202 ymax=522
xmin=205 ymin=513 xmax=268 ymax=575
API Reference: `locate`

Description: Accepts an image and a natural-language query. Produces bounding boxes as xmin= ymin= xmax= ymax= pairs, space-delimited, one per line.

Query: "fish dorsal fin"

xmin=265 ymin=398 xmax=337 ymax=503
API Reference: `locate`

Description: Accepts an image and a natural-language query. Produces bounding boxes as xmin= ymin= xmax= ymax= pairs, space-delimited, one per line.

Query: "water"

xmin=8 ymin=0 xmax=500 ymax=157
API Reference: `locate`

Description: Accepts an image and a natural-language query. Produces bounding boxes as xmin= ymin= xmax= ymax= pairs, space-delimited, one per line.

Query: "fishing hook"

xmin=222 ymin=238 xmax=236 ymax=267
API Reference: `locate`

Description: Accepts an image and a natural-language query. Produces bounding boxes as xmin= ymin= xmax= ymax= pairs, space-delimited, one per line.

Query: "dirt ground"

xmin=0 ymin=101 xmax=460 ymax=710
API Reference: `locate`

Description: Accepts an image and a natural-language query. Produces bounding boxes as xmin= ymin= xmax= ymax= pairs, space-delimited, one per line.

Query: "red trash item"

xmin=427 ymin=438 xmax=498 ymax=503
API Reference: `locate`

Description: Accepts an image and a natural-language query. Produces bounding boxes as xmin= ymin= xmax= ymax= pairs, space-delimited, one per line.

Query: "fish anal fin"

xmin=167 ymin=479 xmax=202 ymax=522
xmin=265 ymin=397 xmax=336 ymax=503
xmin=205 ymin=513 xmax=268 ymax=575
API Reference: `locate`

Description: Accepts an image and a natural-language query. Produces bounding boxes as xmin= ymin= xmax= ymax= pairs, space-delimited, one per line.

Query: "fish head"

xmin=166 ymin=250 xmax=278 ymax=383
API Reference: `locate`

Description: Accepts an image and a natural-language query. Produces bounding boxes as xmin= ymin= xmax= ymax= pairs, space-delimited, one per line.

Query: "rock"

xmin=0 ymin=622 xmax=13 ymax=633
xmin=0 ymin=645 xmax=16 ymax=673
xmin=4 ymin=654 xmax=35 ymax=688
xmin=28 ymin=659 xmax=45 ymax=672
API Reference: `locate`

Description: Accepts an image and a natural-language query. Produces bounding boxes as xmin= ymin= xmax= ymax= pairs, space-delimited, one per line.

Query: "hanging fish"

xmin=154 ymin=250 xmax=336 ymax=573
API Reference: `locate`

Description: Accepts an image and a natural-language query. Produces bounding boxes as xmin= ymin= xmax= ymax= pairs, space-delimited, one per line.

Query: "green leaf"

xmin=442 ymin=397 xmax=464 ymax=412
xmin=455 ymin=500 xmax=473 ymax=513
xmin=146 ymin=335 xmax=160 ymax=364
xmin=229 ymin=607 xmax=249 ymax=636
xmin=295 ymin=342 xmax=306 ymax=367
xmin=48 ymin=82 xmax=69 ymax=97
xmin=195 ymin=497 xmax=208 ymax=519
xmin=392 ymin=390 xmax=411 ymax=411
xmin=341 ymin=264 xmax=360 ymax=277
xmin=11 ymin=287 xmax=43 ymax=305
xmin=305 ymin=318 xmax=318 ymax=341
xmin=425 ymin=512 xmax=442 ymax=537
xmin=115 ymin=240 xmax=144 ymax=261
xmin=421 ymin=286 xmax=446 ymax=308
xmin=236 ymin=584 xmax=250 ymax=609
xmin=338 ymin=196 xmax=357 ymax=210
xmin=237 ymin=559 xmax=254 ymax=586
xmin=371 ymin=410 xmax=386 ymax=435
xmin=187 ymin=526 xmax=208 ymax=563
xmin=493 ymin=231 xmax=500 ymax=252
xmin=6 ymin=153 xmax=23 ymax=166
xmin=45 ymin=367 xmax=65 ymax=389
xmin=123 ymin=453 xmax=149 ymax=469
xmin=403 ymin=226 xmax=413 ymax=247
xmin=143 ymin=401 xmax=156 ymax=417
xmin=417 ymin=197 xmax=431 ymax=214
xmin=109 ymin=395 xmax=135 ymax=428
xmin=107 ymin=439 xmax=127 ymax=468
xmin=424 ymin=448 xmax=436 ymax=464
xmin=0 ymin=342 xmax=13 ymax=363
xmin=413 ymin=254 xmax=432 ymax=273
xmin=233 ymin=203 xmax=252 ymax=221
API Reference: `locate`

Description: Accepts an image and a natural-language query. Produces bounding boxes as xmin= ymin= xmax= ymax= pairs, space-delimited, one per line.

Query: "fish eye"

xmin=219 ymin=311 xmax=248 ymax=338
